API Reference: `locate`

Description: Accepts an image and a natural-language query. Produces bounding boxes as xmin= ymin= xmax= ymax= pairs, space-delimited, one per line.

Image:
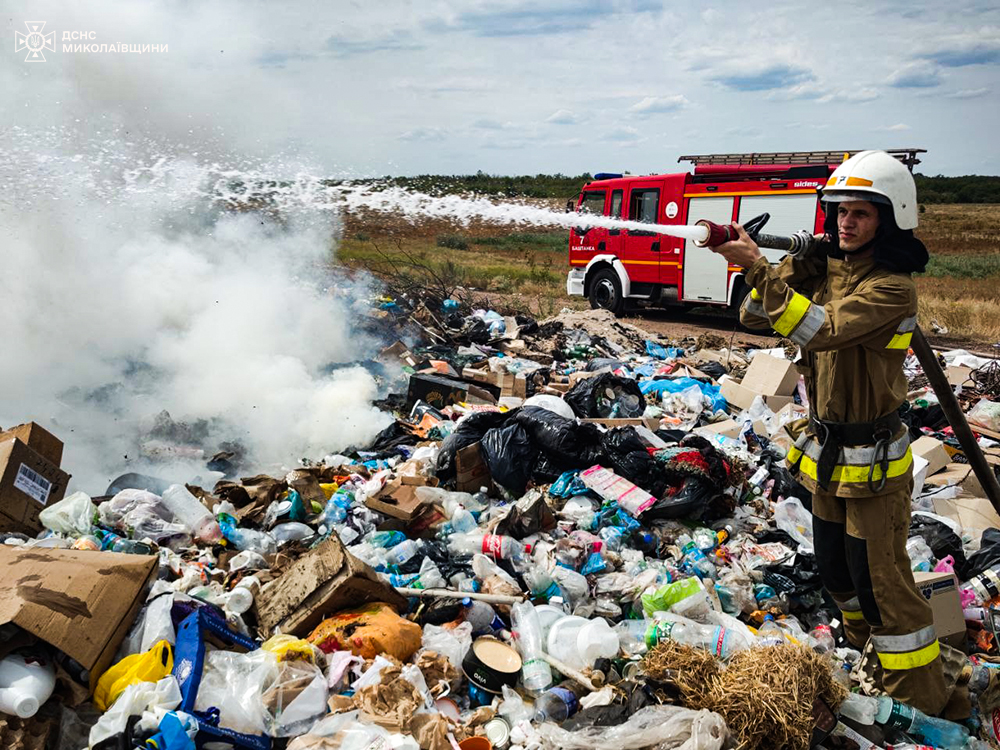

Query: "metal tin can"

xmin=484 ymin=717 xmax=511 ymax=750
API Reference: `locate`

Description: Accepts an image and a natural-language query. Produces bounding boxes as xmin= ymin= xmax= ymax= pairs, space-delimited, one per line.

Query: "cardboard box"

xmin=455 ymin=442 xmax=491 ymax=493
xmin=933 ymin=495 xmax=1000 ymax=543
xmin=254 ymin=535 xmax=408 ymax=638
xmin=461 ymin=368 xmax=528 ymax=399
xmin=0 ymin=546 xmax=158 ymax=689
xmin=719 ymin=378 xmax=795 ymax=413
xmin=911 ymin=436 xmax=951 ymax=477
xmin=377 ymin=341 xmax=422 ymax=370
xmin=365 ymin=475 xmax=436 ymax=521
xmin=696 ymin=418 xmax=767 ymax=440
xmin=743 ymin=354 xmax=800 ymax=397
xmin=913 ymin=571 xmax=966 ymax=648
xmin=0 ymin=423 xmax=63 ymax=465
xmin=0 ymin=437 xmax=71 ymax=535
xmin=925 ymin=463 xmax=987 ymax=498
xmin=406 ymin=373 xmax=498 ymax=409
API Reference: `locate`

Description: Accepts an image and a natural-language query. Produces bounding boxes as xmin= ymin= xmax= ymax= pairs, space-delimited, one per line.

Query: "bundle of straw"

xmin=643 ymin=641 xmax=846 ymax=750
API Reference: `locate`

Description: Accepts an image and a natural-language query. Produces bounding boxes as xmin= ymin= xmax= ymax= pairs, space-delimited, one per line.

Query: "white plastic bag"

xmin=193 ymin=649 xmax=278 ymax=735
xmin=117 ymin=593 xmax=176 ymax=659
xmin=421 ymin=621 xmax=472 ymax=673
xmin=89 ymin=676 xmax=181 ymax=748
xmin=289 ymin=710 xmax=420 ymax=750
xmin=262 ymin=660 xmax=329 ymax=738
xmin=537 ymin=705 xmax=726 ymax=749
xmin=773 ymin=497 xmax=815 ymax=553
xmin=39 ymin=491 xmax=95 ymax=536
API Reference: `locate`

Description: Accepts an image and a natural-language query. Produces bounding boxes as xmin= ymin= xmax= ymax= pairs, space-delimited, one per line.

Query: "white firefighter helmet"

xmin=822 ymin=150 xmax=918 ymax=230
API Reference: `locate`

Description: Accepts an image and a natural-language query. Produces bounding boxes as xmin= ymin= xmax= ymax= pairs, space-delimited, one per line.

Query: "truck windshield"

xmin=579 ymin=191 xmax=606 ymax=215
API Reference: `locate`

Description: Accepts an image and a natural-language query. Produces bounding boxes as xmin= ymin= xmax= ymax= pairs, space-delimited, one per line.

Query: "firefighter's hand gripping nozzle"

xmin=692 ymin=211 xmax=822 ymax=258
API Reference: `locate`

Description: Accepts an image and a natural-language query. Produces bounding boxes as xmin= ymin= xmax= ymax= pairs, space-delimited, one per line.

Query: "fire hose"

xmin=689 ymin=212 xmax=1000 ymax=512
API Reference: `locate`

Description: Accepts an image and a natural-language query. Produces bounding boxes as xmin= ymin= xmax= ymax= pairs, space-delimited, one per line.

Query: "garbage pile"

xmin=2 ymin=305 xmax=1000 ymax=750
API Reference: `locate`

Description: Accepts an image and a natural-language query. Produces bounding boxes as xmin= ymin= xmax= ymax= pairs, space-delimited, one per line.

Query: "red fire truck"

xmin=566 ymin=149 xmax=924 ymax=315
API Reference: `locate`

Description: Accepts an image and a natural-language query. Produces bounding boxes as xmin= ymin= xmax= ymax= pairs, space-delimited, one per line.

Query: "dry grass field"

xmin=336 ymin=201 xmax=1000 ymax=345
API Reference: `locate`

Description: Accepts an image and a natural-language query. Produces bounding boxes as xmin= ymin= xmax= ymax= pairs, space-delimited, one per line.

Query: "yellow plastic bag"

xmin=93 ymin=640 xmax=173 ymax=712
xmin=260 ymin=634 xmax=319 ymax=664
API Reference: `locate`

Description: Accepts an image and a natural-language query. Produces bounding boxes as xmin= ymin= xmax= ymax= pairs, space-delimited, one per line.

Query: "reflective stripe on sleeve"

xmin=886 ymin=332 xmax=913 ymax=350
xmin=789 ymin=303 xmax=826 ymax=346
xmin=834 ymin=596 xmax=865 ymax=621
xmin=772 ymin=292 xmax=812 ymax=337
xmin=750 ymin=288 xmax=761 ymax=300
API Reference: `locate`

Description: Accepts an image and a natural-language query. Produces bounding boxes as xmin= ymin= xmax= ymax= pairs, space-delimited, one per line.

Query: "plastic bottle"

xmin=533 ymin=681 xmax=588 ymax=723
xmin=906 ymin=537 xmax=934 ymax=572
xmin=225 ymin=576 xmax=261 ymax=615
xmin=692 ymin=528 xmax=718 ymax=554
xmin=809 ymin=623 xmax=836 ymax=653
xmin=645 ymin=615 xmax=745 ymax=659
xmin=677 ymin=533 xmax=717 ymax=580
xmin=966 ymin=564 xmax=1000 ymax=604
xmin=511 ymin=601 xmax=552 ymax=693
xmin=546 ymin=616 xmax=620 ymax=670
xmin=0 ymin=653 xmax=57 ymax=718
xmin=755 ymin=615 xmax=786 ymax=647
xmin=875 ymin=696 xmax=969 ymax=748
xmin=615 ymin=619 xmax=651 ymax=656
xmin=384 ymin=539 xmax=421 ymax=567
xmin=104 ymin=536 xmax=156 ymax=555
xmin=318 ymin=491 xmax=352 ymax=527
xmin=448 ymin=531 xmax=522 ymax=560
xmin=368 ymin=530 xmax=409 ymax=549
xmin=450 ymin=507 xmax=478 ymax=534
xmin=838 ymin=692 xmax=878 ymax=724
xmin=463 ymin=599 xmax=502 ymax=633
xmin=598 ymin=526 xmax=625 ymax=552
xmin=160 ymin=485 xmax=222 ymax=544
xmin=469 ymin=487 xmax=490 ymax=514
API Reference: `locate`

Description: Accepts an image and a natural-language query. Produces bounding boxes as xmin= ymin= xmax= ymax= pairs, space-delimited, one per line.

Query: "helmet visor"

xmin=821 ymin=189 xmax=890 ymax=206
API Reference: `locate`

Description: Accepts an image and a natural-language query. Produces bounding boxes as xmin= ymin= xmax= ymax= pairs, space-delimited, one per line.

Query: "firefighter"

xmin=712 ymin=150 xmax=967 ymax=717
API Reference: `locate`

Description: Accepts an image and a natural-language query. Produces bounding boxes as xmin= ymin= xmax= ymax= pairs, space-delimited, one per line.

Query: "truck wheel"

xmin=588 ymin=268 xmax=625 ymax=316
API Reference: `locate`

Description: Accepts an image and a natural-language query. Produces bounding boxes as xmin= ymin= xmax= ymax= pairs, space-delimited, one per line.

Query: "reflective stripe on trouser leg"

xmin=845 ymin=482 xmax=950 ymax=716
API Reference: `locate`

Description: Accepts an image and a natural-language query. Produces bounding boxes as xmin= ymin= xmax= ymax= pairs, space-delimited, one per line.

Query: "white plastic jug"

xmin=546 ymin=615 xmax=619 ymax=670
xmin=0 ymin=653 xmax=56 ymax=718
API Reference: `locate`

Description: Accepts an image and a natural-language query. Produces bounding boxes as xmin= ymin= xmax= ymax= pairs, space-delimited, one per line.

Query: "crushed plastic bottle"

xmin=645 ymin=614 xmax=748 ymax=659
xmin=677 ymin=533 xmax=716 ymax=580
xmin=449 ymin=531 xmax=522 ymax=560
xmin=159 ymin=484 xmax=222 ymax=544
xmin=755 ymin=615 xmax=786 ymax=647
xmin=533 ymin=680 xmax=588 ymax=723
xmin=511 ymin=601 xmax=552 ymax=693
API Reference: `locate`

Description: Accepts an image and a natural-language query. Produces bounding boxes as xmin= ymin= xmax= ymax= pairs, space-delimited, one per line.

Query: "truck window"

xmin=628 ymin=188 xmax=660 ymax=235
xmin=579 ymin=190 xmax=606 ymax=215
xmin=609 ymin=189 xmax=623 ymax=218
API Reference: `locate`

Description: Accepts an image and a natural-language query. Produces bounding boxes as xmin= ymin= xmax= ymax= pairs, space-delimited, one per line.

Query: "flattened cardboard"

xmin=932 ymin=495 xmax=1000 ymax=542
xmin=0 ymin=423 xmax=63 ymax=465
xmin=0 ymin=546 xmax=157 ymax=689
xmin=254 ymin=535 xmax=407 ymax=638
xmin=743 ymin=354 xmax=800 ymax=397
xmin=945 ymin=365 xmax=973 ymax=388
xmin=911 ymin=436 xmax=951 ymax=477
xmin=696 ymin=418 xmax=767 ymax=439
xmin=719 ymin=379 xmax=795 ymax=413
xmin=378 ymin=341 xmax=421 ymax=370
xmin=0 ymin=438 xmax=71 ymax=535
xmin=913 ymin=571 xmax=966 ymax=648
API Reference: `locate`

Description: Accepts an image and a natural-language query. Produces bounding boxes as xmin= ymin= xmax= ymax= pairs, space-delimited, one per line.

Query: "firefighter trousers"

xmin=812 ymin=479 xmax=953 ymax=716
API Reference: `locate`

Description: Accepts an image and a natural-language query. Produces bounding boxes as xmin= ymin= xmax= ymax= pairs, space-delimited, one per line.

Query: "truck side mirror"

xmin=566 ymin=199 xmax=575 ymax=213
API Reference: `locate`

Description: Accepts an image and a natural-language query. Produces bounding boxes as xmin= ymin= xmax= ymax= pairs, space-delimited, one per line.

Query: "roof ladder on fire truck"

xmin=677 ymin=148 xmax=926 ymax=172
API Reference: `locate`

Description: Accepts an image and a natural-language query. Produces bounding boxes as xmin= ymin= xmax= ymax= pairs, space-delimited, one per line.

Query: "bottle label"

xmin=645 ymin=621 xmax=673 ymax=649
xmin=482 ymin=534 xmax=503 ymax=557
xmin=711 ymin=627 xmax=728 ymax=657
xmin=886 ymin=700 xmax=915 ymax=730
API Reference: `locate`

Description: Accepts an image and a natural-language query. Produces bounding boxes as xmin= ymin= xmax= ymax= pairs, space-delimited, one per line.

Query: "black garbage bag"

xmin=585 ymin=358 xmax=624 ymax=372
xmin=368 ymin=421 xmax=419 ymax=452
xmin=641 ymin=475 xmax=714 ymax=522
xmin=495 ymin=493 xmax=557 ymax=539
xmin=465 ymin=318 xmax=492 ymax=344
xmin=481 ymin=422 xmax=537 ymax=497
xmin=600 ymin=427 xmax=667 ymax=498
xmin=966 ymin=528 xmax=1000 ymax=579
xmin=515 ymin=315 xmax=538 ymax=335
xmin=564 ymin=373 xmax=645 ymax=419
xmin=531 ymin=454 xmax=564 ymax=484
xmin=695 ymin=360 xmax=727 ymax=380
xmin=436 ymin=410 xmax=514 ymax=482
xmin=511 ymin=406 xmax=604 ymax=471
xmin=910 ymin=516 xmax=971 ymax=580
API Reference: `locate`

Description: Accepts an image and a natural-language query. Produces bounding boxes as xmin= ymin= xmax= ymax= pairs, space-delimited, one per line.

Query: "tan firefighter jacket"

xmin=739 ymin=253 xmax=917 ymax=498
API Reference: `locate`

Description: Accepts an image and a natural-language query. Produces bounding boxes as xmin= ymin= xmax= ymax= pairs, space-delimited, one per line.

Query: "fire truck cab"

xmin=565 ymin=149 xmax=924 ymax=315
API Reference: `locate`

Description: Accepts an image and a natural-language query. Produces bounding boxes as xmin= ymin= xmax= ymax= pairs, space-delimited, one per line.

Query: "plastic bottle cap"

xmin=13 ymin=695 xmax=38 ymax=718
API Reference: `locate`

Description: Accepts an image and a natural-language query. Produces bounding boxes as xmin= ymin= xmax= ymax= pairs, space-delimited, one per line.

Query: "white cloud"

xmin=545 ymin=109 xmax=580 ymax=124
xmin=887 ymin=61 xmax=942 ymax=88
xmin=875 ymin=123 xmax=912 ymax=132
xmin=942 ymin=87 xmax=990 ymax=99
xmin=397 ymin=127 xmax=448 ymax=142
xmin=628 ymin=95 xmax=690 ymax=114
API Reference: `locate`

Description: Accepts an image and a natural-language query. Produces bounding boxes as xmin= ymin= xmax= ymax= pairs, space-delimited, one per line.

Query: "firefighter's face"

xmin=836 ymin=200 xmax=879 ymax=252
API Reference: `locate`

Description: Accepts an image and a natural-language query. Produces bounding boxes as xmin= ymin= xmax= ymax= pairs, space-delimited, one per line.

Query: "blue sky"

xmin=3 ymin=0 xmax=998 ymax=176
